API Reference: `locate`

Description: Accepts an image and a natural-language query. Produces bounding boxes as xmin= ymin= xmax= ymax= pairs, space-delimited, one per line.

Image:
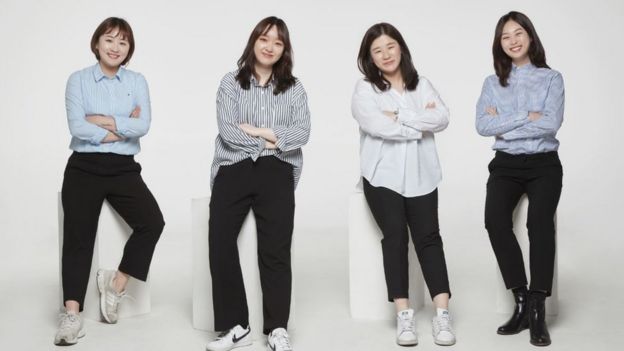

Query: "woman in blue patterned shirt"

xmin=55 ymin=17 xmax=164 ymax=346
xmin=476 ymin=11 xmax=564 ymax=347
xmin=206 ymin=16 xmax=310 ymax=351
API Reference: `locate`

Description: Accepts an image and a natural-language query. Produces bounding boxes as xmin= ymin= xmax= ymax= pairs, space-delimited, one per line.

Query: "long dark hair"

xmin=235 ymin=16 xmax=296 ymax=95
xmin=357 ymin=23 xmax=419 ymax=92
xmin=493 ymin=11 xmax=549 ymax=86
xmin=90 ymin=17 xmax=135 ymax=66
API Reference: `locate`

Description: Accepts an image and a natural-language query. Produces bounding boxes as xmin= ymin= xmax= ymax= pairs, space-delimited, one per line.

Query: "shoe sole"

xmin=206 ymin=336 xmax=252 ymax=351
xmin=530 ymin=340 xmax=552 ymax=347
xmin=96 ymin=270 xmax=116 ymax=324
xmin=397 ymin=340 xmax=418 ymax=346
xmin=497 ymin=326 xmax=529 ymax=335
xmin=54 ymin=329 xmax=85 ymax=346
xmin=434 ymin=339 xmax=456 ymax=346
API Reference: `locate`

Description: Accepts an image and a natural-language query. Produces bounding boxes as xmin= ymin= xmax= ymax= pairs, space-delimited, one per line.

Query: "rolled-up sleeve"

xmin=352 ymin=80 xmax=422 ymax=140
xmin=273 ymin=83 xmax=311 ymax=152
xmin=216 ymin=75 xmax=265 ymax=159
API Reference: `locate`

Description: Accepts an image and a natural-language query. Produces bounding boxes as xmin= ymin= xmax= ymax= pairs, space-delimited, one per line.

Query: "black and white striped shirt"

xmin=211 ymin=71 xmax=311 ymax=188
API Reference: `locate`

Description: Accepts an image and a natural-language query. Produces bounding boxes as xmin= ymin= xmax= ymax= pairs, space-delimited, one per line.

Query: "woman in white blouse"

xmin=352 ymin=22 xmax=454 ymax=347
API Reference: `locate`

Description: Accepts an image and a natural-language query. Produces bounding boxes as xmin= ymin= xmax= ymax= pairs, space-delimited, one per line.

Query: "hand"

xmin=239 ymin=123 xmax=260 ymax=137
xmin=265 ymin=141 xmax=277 ymax=149
xmin=528 ymin=111 xmax=542 ymax=121
xmin=486 ymin=106 xmax=497 ymax=116
xmin=425 ymin=102 xmax=436 ymax=109
xmin=382 ymin=110 xmax=397 ymax=121
xmin=130 ymin=106 xmax=141 ymax=118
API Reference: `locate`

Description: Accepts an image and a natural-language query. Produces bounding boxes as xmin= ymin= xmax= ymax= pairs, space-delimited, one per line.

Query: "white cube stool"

xmin=495 ymin=195 xmax=558 ymax=315
xmin=348 ymin=191 xmax=425 ymax=320
xmin=192 ymin=197 xmax=296 ymax=339
xmin=57 ymin=193 xmax=151 ymax=321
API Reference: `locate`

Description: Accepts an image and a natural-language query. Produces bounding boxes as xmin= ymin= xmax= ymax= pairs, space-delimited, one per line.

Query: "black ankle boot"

xmin=528 ymin=291 xmax=551 ymax=346
xmin=497 ymin=289 xmax=529 ymax=335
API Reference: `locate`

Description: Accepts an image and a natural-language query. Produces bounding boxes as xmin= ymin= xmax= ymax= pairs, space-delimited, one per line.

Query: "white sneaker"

xmin=54 ymin=311 xmax=85 ymax=346
xmin=206 ymin=325 xmax=252 ymax=351
xmin=396 ymin=309 xmax=418 ymax=346
xmin=97 ymin=269 xmax=128 ymax=324
xmin=267 ymin=328 xmax=293 ymax=351
xmin=432 ymin=310 xmax=456 ymax=346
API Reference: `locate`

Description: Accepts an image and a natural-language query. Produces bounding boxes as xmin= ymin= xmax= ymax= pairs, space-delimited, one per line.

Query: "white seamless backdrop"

xmin=1 ymin=0 xmax=623 ymax=349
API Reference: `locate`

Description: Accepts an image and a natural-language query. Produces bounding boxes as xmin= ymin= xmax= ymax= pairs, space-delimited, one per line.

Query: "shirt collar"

xmin=250 ymin=74 xmax=275 ymax=88
xmin=511 ymin=62 xmax=536 ymax=73
xmin=92 ymin=63 xmax=124 ymax=82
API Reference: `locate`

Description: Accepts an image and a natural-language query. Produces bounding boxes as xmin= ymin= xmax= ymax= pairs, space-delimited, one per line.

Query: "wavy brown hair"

xmin=357 ymin=23 xmax=419 ymax=92
xmin=493 ymin=11 xmax=549 ymax=87
xmin=235 ymin=16 xmax=296 ymax=95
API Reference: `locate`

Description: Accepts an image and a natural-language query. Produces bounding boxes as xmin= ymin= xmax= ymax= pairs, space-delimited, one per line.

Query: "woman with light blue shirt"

xmin=476 ymin=11 xmax=564 ymax=347
xmin=352 ymin=23 xmax=455 ymax=347
xmin=55 ymin=17 xmax=164 ymax=346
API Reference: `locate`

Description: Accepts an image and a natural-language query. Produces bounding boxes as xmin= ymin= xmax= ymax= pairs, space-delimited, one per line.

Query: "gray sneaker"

xmin=54 ymin=311 xmax=85 ymax=346
xmin=97 ymin=269 xmax=127 ymax=324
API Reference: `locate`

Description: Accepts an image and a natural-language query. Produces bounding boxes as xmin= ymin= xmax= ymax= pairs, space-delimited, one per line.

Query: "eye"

xmin=275 ymin=41 xmax=284 ymax=47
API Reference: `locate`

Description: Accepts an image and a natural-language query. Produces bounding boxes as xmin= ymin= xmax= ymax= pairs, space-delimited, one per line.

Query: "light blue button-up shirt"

xmin=65 ymin=63 xmax=151 ymax=155
xmin=476 ymin=63 xmax=564 ymax=154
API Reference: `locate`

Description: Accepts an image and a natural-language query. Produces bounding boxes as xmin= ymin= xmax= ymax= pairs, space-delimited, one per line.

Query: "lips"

xmin=107 ymin=53 xmax=121 ymax=60
xmin=509 ymin=46 xmax=522 ymax=53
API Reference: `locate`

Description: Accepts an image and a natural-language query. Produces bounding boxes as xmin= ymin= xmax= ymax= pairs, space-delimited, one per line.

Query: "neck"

xmin=383 ymin=70 xmax=404 ymax=92
xmin=99 ymin=62 xmax=120 ymax=78
xmin=513 ymin=56 xmax=531 ymax=67
xmin=254 ymin=64 xmax=273 ymax=85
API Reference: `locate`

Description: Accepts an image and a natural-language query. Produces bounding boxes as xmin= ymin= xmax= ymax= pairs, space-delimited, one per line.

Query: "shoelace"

xmin=272 ymin=330 xmax=292 ymax=350
xmin=434 ymin=315 xmax=453 ymax=332
xmin=106 ymin=291 xmax=133 ymax=310
xmin=58 ymin=313 xmax=80 ymax=332
xmin=399 ymin=315 xmax=415 ymax=332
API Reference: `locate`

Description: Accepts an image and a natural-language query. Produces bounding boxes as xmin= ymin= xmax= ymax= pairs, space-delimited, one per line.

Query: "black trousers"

xmin=363 ymin=179 xmax=451 ymax=301
xmin=61 ymin=152 xmax=165 ymax=310
xmin=209 ymin=156 xmax=295 ymax=334
xmin=485 ymin=151 xmax=562 ymax=295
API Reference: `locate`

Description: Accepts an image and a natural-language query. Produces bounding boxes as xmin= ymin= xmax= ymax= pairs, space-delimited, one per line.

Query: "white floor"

xmin=1 ymin=224 xmax=621 ymax=351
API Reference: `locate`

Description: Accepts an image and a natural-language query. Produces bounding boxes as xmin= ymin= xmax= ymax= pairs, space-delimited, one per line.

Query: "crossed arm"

xmin=65 ymin=73 xmax=149 ymax=144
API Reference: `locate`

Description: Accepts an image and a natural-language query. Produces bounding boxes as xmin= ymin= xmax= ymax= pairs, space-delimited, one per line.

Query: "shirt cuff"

xmin=112 ymin=115 xmax=128 ymax=137
xmin=91 ymin=128 xmax=110 ymax=145
xmin=273 ymin=126 xmax=288 ymax=150
xmin=251 ymin=137 xmax=266 ymax=161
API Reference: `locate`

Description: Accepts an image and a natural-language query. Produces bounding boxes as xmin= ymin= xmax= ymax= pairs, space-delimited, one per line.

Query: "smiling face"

xmin=370 ymin=34 xmax=401 ymax=76
xmin=500 ymin=20 xmax=531 ymax=66
xmin=253 ymin=25 xmax=284 ymax=70
xmin=95 ymin=28 xmax=130 ymax=74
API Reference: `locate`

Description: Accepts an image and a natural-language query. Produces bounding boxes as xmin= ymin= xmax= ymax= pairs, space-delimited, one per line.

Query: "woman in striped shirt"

xmin=352 ymin=23 xmax=455 ymax=347
xmin=55 ymin=17 xmax=164 ymax=346
xmin=476 ymin=11 xmax=564 ymax=347
xmin=206 ymin=16 xmax=310 ymax=351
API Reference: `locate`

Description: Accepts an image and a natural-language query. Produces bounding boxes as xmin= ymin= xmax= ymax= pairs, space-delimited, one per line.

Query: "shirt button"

xmin=261 ymin=124 xmax=265 ymax=127
xmin=261 ymin=106 xmax=265 ymax=110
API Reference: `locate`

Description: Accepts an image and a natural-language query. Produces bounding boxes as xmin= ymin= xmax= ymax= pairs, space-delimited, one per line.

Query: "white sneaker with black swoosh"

xmin=267 ymin=328 xmax=293 ymax=351
xmin=206 ymin=325 xmax=252 ymax=351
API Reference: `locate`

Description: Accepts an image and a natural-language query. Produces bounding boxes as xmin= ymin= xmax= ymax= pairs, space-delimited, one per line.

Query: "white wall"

xmin=1 ymin=0 xmax=622 ymax=291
